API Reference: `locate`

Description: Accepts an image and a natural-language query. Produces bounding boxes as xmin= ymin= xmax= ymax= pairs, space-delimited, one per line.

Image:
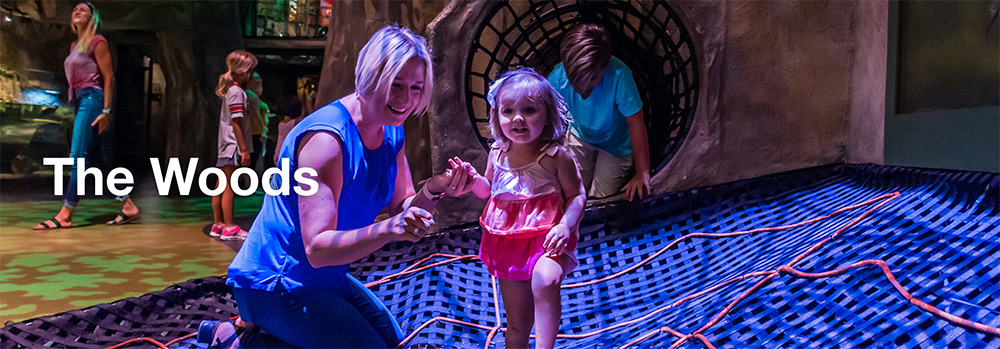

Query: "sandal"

xmin=107 ymin=211 xmax=140 ymax=225
xmin=34 ymin=218 xmax=65 ymax=230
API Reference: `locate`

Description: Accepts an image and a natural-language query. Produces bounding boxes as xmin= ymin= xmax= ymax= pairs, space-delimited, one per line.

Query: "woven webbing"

xmin=1 ymin=277 xmax=235 ymax=348
xmin=2 ymin=164 xmax=997 ymax=348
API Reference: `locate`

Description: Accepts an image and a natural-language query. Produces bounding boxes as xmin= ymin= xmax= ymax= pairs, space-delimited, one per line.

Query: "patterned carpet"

xmin=0 ymin=188 xmax=261 ymax=324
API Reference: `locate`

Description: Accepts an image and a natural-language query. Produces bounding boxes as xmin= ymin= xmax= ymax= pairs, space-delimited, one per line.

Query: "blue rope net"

xmin=2 ymin=164 xmax=997 ymax=348
xmin=356 ymin=164 xmax=999 ymax=348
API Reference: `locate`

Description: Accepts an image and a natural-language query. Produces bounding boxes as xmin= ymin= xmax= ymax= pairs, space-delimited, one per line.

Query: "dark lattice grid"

xmin=0 ymin=277 xmax=236 ymax=349
xmin=352 ymin=164 xmax=999 ymax=348
xmin=2 ymin=165 xmax=998 ymax=348
xmin=466 ymin=0 xmax=699 ymax=173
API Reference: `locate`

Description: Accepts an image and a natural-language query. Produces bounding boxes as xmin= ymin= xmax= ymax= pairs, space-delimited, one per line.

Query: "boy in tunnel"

xmin=548 ymin=23 xmax=651 ymax=201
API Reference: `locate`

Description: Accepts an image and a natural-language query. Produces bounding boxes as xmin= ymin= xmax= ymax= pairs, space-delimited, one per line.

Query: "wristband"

xmin=102 ymin=108 xmax=112 ymax=114
xmin=420 ymin=185 xmax=446 ymax=201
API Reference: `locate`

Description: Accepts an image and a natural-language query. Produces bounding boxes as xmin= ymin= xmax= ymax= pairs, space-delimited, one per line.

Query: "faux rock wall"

xmin=314 ymin=0 xmax=450 ymax=188
xmin=425 ymin=1 xmax=887 ymax=227
xmin=846 ymin=0 xmax=888 ymax=164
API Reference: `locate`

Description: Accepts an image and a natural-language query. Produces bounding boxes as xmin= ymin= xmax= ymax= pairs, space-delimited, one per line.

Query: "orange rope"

xmin=485 ymin=275 xmax=504 ymax=349
xmin=397 ymin=316 xmax=495 ymax=348
xmin=693 ymin=333 xmax=717 ymax=349
xmin=663 ymin=193 xmax=899 ymax=348
xmin=622 ymin=327 xmax=675 ymax=348
xmin=564 ymin=193 xmax=898 ymax=289
xmin=491 ymin=276 xmax=503 ymax=325
xmin=653 ymin=192 xmax=999 ymax=348
xmin=366 ymin=254 xmax=480 ymax=288
xmin=105 ymin=337 xmax=168 ymax=349
xmin=399 ymin=253 xmax=469 ymax=274
xmin=109 ymin=315 xmax=239 ymax=349
xmin=786 ymin=193 xmax=900 ymax=267
xmin=161 ymin=332 xmax=196 ymax=347
xmin=688 ymin=274 xmax=777 ymax=337
xmin=483 ymin=327 xmax=503 ymax=349
xmin=392 ymin=193 xmax=910 ymax=347
xmin=113 ymin=191 xmax=1000 ymax=348
xmin=779 ymin=262 xmax=1000 ymax=337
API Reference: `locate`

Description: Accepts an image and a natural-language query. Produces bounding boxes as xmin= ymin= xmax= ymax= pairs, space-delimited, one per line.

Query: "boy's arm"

xmin=623 ymin=109 xmax=651 ymax=200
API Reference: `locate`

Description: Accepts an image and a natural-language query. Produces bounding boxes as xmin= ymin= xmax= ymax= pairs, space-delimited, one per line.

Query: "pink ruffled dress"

xmin=479 ymin=144 xmax=579 ymax=281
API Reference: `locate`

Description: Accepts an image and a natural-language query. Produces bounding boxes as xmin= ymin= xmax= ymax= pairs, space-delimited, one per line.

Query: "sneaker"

xmin=197 ymin=320 xmax=239 ymax=349
xmin=209 ymin=224 xmax=224 ymax=237
xmin=220 ymin=225 xmax=247 ymax=241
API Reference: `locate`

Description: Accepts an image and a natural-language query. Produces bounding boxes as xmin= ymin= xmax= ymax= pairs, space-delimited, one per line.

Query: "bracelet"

xmin=420 ymin=185 xmax=446 ymax=201
xmin=102 ymin=108 xmax=112 ymax=114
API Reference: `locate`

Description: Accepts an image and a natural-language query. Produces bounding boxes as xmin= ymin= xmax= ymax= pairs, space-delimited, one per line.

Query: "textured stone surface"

xmin=846 ymin=0 xmax=887 ymax=164
xmin=425 ymin=1 xmax=887 ymax=225
xmin=660 ymin=1 xmax=853 ymax=192
xmin=313 ymin=0 xmax=450 ymax=199
xmin=425 ymin=1 xmax=495 ymax=228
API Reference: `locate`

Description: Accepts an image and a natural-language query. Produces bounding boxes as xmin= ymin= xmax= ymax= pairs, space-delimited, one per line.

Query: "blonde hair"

xmin=71 ymin=2 xmax=100 ymax=54
xmin=559 ymin=23 xmax=611 ymax=91
xmin=486 ymin=68 xmax=571 ymax=147
xmin=216 ymin=51 xmax=258 ymax=98
xmin=355 ymin=24 xmax=434 ymax=117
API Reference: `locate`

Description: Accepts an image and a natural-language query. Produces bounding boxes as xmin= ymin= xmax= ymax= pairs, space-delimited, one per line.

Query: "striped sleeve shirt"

xmin=218 ymin=85 xmax=249 ymax=159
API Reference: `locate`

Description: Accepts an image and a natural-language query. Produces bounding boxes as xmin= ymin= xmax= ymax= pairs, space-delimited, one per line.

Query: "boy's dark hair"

xmin=559 ymin=23 xmax=611 ymax=91
xmin=277 ymin=95 xmax=303 ymax=118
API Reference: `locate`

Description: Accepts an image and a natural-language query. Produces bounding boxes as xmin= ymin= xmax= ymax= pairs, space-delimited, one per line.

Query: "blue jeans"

xmin=65 ymin=88 xmax=128 ymax=207
xmin=232 ymin=275 xmax=403 ymax=348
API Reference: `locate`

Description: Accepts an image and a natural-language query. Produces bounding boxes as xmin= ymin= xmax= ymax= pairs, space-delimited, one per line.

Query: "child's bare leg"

xmin=499 ymin=279 xmax=534 ymax=349
xmin=221 ymin=165 xmax=237 ymax=226
xmin=531 ymin=256 xmax=565 ymax=349
xmin=212 ymin=177 xmax=224 ymax=225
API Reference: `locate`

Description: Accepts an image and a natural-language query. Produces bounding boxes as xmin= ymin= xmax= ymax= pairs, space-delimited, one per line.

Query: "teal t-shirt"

xmin=548 ymin=56 xmax=643 ymax=157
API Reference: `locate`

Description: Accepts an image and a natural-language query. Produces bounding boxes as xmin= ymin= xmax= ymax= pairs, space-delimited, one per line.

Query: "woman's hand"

xmin=90 ymin=112 xmax=110 ymax=134
xmin=544 ymin=223 xmax=572 ymax=257
xmin=387 ymin=206 xmax=435 ymax=242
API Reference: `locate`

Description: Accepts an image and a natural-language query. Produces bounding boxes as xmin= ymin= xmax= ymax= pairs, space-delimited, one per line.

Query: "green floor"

xmin=0 ymin=192 xmax=263 ymax=324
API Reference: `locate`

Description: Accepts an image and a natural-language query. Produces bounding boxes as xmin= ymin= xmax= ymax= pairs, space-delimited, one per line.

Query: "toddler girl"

xmin=462 ymin=67 xmax=586 ymax=349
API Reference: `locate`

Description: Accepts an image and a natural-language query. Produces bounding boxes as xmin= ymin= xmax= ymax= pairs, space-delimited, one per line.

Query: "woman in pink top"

xmin=35 ymin=2 xmax=141 ymax=230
